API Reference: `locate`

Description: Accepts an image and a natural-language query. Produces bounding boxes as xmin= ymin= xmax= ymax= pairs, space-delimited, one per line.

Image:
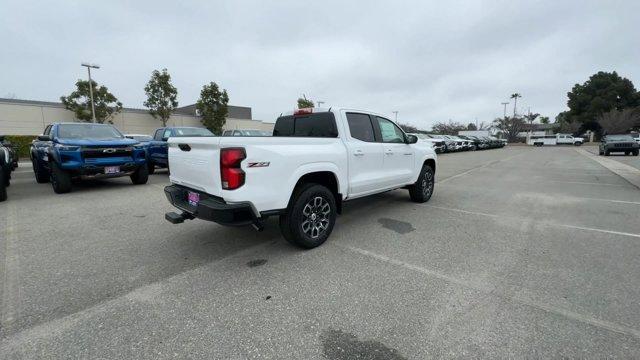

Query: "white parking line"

xmin=421 ymin=204 xmax=640 ymax=239
xmin=1 ymin=203 xmax=21 ymax=334
xmin=339 ymin=244 xmax=640 ymax=340
xmin=438 ymin=151 xmax=526 ymax=184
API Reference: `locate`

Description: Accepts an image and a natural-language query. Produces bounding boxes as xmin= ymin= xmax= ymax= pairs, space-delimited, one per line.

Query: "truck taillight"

xmin=220 ymin=148 xmax=246 ymax=190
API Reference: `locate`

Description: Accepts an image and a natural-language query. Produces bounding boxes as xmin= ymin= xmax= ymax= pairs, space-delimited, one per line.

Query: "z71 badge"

xmin=248 ymin=162 xmax=270 ymax=168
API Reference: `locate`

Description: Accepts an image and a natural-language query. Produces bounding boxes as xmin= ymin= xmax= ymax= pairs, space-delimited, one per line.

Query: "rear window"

xmin=273 ymin=112 xmax=338 ymax=137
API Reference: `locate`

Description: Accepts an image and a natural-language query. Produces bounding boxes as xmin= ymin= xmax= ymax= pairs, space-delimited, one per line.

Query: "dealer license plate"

xmin=105 ymin=166 xmax=120 ymax=174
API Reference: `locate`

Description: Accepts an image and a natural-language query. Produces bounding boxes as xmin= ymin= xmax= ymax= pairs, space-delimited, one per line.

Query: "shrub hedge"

xmin=3 ymin=135 xmax=37 ymax=160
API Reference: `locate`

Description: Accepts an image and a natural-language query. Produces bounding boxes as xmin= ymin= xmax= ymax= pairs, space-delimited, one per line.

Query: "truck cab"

xmin=148 ymin=127 xmax=214 ymax=173
xmin=30 ymin=123 xmax=149 ymax=193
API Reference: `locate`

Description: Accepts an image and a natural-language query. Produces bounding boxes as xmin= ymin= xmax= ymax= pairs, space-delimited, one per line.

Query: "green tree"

xmin=431 ymin=120 xmax=466 ymax=135
xmin=196 ymin=82 xmax=229 ymax=135
xmin=144 ymin=68 xmax=178 ymax=127
xmin=60 ymin=80 xmax=122 ymax=123
xmin=539 ymin=116 xmax=550 ymax=124
xmin=523 ymin=112 xmax=540 ymax=125
xmin=567 ymin=71 xmax=640 ymax=124
xmin=467 ymin=123 xmax=477 ymax=130
xmin=510 ymin=93 xmax=522 ymax=116
xmin=493 ymin=116 xmax=525 ymax=142
xmin=297 ymin=96 xmax=314 ymax=109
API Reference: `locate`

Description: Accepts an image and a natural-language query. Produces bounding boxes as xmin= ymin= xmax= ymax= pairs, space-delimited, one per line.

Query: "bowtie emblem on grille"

xmin=103 ymin=148 xmax=117 ymax=153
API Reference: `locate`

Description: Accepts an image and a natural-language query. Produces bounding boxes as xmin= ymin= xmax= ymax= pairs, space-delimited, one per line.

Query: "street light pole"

xmin=81 ymin=62 xmax=100 ymax=123
xmin=317 ymin=101 xmax=325 ymax=108
xmin=392 ymin=111 xmax=399 ymax=122
xmin=501 ymin=102 xmax=509 ymax=118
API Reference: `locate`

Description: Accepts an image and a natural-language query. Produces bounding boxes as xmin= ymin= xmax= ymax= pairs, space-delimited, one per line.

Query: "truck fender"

xmin=47 ymin=148 xmax=61 ymax=164
xmin=285 ymin=162 xmax=344 ymax=206
xmin=410 ymin=155 xmax=437 ymax=183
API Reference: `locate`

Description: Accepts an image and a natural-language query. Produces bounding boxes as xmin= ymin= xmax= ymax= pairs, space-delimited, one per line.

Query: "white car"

xmin=164 ymin=107 xmax=437 ymax=248
xmin=407 ymin=133 xmax=446 ymax=153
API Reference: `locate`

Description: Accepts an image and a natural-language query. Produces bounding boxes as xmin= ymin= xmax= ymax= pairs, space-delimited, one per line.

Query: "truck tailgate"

xmin=168 ymin=137 xmax=222 ymax=197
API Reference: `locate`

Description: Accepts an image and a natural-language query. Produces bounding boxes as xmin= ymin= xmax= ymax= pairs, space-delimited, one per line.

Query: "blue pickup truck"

xmin=30 ymin=123 xmax=149 ymax=193
xmin=146 ymin=127 xmax=213 ymax=174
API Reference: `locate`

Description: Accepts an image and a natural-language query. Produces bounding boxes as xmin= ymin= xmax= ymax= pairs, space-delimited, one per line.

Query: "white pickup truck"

xmin=164 ymin=108 xmax=437 ymax=248
xmin=528 ymin=133 xmax=585 ymax=146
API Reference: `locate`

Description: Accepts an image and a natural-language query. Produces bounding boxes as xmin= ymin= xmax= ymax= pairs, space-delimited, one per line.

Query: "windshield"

xmin=239 ymin=130 xmax=267 ymax=136
xmin=57 ymin=124 xmax=123 ymax=139
xmin=606 ymin=135 xmax=634 ymax=141
xmin=172 ymin=128 xmax=214 ymax=137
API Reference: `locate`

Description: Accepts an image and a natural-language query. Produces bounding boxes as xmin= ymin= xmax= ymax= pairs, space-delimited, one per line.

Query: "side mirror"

xmin=162 ymin=137 xmax=169 ymax=142
xmin=406 ymin=135 xmax=418 ymax=144
xmin=37 ymin=135 xmax=51 ymax=141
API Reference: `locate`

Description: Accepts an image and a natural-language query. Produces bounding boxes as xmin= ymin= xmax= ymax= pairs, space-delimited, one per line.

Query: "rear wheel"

xmin=130 ymin=165 xmax=149 ymax=185
xmin=279 ymin=183 xmax=336 ymax=249
xmin=50 ymin=162 xmax=72 ymax=194
xmin=409 ymin=164 xmax=435 ymax=203
xmin=598 ymin=148 xmax=604 ymax=155
xmin=0 ymin=168 xmax=7 ymax=202
xmin=633 ymin=150 xmax=639 ymax=156
xmin=574 ymin=142 xmax=582 ymax=146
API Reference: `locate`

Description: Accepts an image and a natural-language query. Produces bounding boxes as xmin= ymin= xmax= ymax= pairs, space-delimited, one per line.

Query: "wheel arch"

xmin=287 ymin=166 xmax=343 ymax=214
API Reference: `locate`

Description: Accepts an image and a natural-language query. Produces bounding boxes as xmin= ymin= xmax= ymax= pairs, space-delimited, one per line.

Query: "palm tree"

xmin=510 ymin=93 xmax=522 ymax=116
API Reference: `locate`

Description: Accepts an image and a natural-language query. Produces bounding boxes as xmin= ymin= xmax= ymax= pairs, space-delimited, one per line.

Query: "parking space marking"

xmin=1 ymin=203 xmax=21 ymax=335
xmin=339 ymin=244 xmax=640 ymax=340
xmin=437 ymin=151 xmax=527 ymax=184
xmin=421 ymin=204 xmax=640 ymax=239
xmin=545 ymin=179 xmax=629 ymax=187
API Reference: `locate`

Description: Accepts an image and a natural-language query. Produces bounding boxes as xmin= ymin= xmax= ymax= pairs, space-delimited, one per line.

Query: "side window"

xmin=346 ymin=113 xmax=375 ymax=142
xmin=233 ymin=130 xmax=242 ymax=136
xmin=162 ymin=129 xmax=172 ymax=139
xmin=154 ymin=129 xmax=163 ymax=141
xmin=375 ymin=117 xmax=405 ymax=143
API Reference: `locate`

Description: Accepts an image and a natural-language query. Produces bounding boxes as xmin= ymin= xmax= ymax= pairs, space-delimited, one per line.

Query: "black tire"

xmin=50 ymin=162 xmax=72 ymax=194
xmin=574 ymin=142 xmax=582 ymax=146
xmin=604 ymin=150 xmax=610 ymax=156
xmin=0 ymin=169 xmax=7 ymax=202
xmin=598 ymin=148 xmax=604 ymax=155
xmin=409 ymin=164 xmax=435 ymax=203
xmin=147 ymin=161 xmax=155 ymax=175
xmin=633 ymin=150 xmax=639 ymax=156
xmin=130 ymin=165 xmax=149 ymax=185
xmin=279 ymin=183 xmax=337 ymax=249
xmin=32 ymin=157 xmax=49 ymax=183
xmin=625 ymin=151 xmax=630 ymax=156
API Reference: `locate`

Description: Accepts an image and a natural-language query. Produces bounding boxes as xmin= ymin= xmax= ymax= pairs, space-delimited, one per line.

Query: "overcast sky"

xmin=1 ymin=0 xmax=639 ymax=128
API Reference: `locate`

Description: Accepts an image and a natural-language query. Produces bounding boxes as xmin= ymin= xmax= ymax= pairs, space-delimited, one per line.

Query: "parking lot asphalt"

xmin=584 ymin=145 xmax=640 ymax=171
xmin=2 ymin=146 xmax=640 ymax=358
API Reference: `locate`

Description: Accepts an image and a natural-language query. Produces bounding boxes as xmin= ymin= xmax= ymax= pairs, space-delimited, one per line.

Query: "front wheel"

xmin=409 ymin=164 xmax=435 ymax=203
xmin=574 ymin=142 xmax=582 ymax=146
xmin=604 ymin=150 xmax=610 ymax=156
xmin=50 ymin=162 xmax=72 ymax=194
xmin=32 ymin=157 xmax=49 ymax=183
xmin=131 ymin=165 xmax=149 ymax=185
xmin=279 ymin=183 xmax=337 ymax=249
xmin=633 ymin=150 xmax=639 ymax=156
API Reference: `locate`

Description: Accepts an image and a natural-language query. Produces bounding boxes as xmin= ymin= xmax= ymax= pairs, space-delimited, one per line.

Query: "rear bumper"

xmin=164 ymin=184 xmax=258 ymax=226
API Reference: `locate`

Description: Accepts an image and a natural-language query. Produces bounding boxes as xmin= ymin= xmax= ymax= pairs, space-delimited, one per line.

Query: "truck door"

xmin=373 ymin=116 xmax=414 ymax=187
xmin=343 ymin=112 xmax=385 ymax=197
xmin=150 ymin=128 xmax=170 ymax=166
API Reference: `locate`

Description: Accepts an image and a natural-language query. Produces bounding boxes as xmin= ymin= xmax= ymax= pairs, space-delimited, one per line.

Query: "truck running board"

xmin=165 ymin=211 xmax=194 ymax=224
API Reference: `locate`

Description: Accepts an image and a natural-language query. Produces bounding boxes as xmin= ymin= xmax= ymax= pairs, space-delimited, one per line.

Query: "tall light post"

xmin=501 ymin=102 xmax=509 ymax=118
xmin=81 ymin=62 xmax=100 ymax=123
xmin=392 ymin=111 xmax=399 ymax=122
xmin=317 ymin=101 xmax=325 ymax=108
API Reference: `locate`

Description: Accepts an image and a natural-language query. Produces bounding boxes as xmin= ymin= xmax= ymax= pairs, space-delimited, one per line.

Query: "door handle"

xmin=353 ymin=149 xmax=364 ymax=156
xmin=385 ymin=149 xmax=394 ymax=155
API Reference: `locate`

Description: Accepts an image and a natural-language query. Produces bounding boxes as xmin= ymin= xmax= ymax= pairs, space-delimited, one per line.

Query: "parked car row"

xmin=0 ymin=135 xmax=16 ymax=202
xmin=408 ymin=133 xmax=506 ymax=153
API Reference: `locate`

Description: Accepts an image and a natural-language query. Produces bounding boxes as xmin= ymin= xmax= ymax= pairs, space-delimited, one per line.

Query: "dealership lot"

xmin=2 ymin=146 xmax=640 ymax=358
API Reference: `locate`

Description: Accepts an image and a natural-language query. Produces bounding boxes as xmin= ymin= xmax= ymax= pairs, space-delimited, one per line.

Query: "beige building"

xmin=0 ymin=98 xmax=274 ymax=136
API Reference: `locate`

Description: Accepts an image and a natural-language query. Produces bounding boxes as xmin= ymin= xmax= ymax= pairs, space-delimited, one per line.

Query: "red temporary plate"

xmin=187 ymin=191 xmax=200 ymax=206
